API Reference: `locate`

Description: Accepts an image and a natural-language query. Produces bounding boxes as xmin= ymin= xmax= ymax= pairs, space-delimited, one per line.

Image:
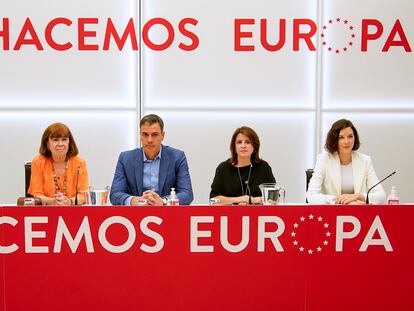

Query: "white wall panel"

xmin=142 ymin=0 xmax=317 ymax=109
xmin=0 ymin=0 xmax=139 ymax=204
xmin=145 ymin=111 xmax=315 ymax=204
xmin=0 ymin=112 xmax=136 ymax=204
xmin=0 ymin=0 xmax=137 ymax=109
xmin=321 ymin=113 xmax=414 ymax=203
xmin=322 ymin=0 xmax=414 ymax=109
xmin=142 ymin=0 xmax=318 ymax=204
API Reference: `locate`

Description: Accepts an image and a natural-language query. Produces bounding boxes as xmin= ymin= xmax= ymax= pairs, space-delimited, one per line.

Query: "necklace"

xmin=52 ymin=160 xmax=68 ymax=195
xmin=237 ymin=165 xmax=252 ymax=196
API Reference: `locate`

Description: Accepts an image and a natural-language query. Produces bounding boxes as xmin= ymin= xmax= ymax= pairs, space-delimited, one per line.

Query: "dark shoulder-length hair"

xmin=324 ymin=119 xmax=360 ymax=154
xmin=230 ymin=126 xmax=261 ymax=165
xmin=39 ymin=123 xmax=79 ymax=158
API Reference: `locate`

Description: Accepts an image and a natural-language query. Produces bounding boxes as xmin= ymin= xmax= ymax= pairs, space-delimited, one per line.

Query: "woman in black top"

xmin=210 ymin=126 xmax=276 ymax=204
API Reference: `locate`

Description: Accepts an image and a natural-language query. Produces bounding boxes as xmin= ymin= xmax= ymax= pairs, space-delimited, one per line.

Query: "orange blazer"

xmin=28 ymin=155 xmax=89 ymax=198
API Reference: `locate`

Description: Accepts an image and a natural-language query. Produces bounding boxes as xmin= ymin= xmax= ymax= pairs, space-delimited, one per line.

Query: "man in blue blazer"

xmin=110 ymin=114 xmax=193 ymax=205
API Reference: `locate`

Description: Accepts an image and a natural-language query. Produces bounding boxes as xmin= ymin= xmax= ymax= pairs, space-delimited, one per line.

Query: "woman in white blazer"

xmin=306 ymin=119 xmax=386 ymax=205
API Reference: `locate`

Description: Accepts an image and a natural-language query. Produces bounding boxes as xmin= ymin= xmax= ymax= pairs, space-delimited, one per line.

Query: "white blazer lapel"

xmin=330 ymin=153 xmax=342 ymax=195
xmin=352 ymin=152 xmax=365 ymax=194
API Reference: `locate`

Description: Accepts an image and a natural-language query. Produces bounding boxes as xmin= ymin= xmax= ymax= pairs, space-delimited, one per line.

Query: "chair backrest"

xmin=305 ymin=169 xmax=314 ymax=191
xmin=305 ymin=169 xmax=314 ymax=203
xmin=25 ymin=161 xmax=32 ymax=197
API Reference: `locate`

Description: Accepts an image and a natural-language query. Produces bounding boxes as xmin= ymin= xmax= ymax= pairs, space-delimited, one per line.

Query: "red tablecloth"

xmin=1 ymin=205 xmax=412 ymax=311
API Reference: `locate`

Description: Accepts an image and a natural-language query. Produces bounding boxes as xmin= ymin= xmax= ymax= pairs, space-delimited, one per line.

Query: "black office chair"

xmin=17 ymin=161 xmax=41 ymax=205
xmin=305 ymin=169 xmax=314 ymax=191
xmin=305 ymin=169 xmax=314 ymax=203
xmin=24 ymin=161 xmax=32 ymax=197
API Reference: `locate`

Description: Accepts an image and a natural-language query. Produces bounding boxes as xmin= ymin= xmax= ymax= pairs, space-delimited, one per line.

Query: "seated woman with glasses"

xmin=209 ymin=126 xmax=276 ymax=205
xmin=28 ymin=122 xmax=89 ymax=205
xmin=306 ymin=119 xmax=386 ymax=205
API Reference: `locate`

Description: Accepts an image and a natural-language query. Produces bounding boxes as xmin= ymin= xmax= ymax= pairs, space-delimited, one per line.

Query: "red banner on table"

xmin=0 ymin=205 xmax=413 ymax=311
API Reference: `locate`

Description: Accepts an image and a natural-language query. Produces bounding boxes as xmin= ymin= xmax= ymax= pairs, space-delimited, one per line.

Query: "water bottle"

xmin=387 ymin=186 xmax=400 ymax=205
xmin=169 ymin=188 xmax=180 ymax=206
